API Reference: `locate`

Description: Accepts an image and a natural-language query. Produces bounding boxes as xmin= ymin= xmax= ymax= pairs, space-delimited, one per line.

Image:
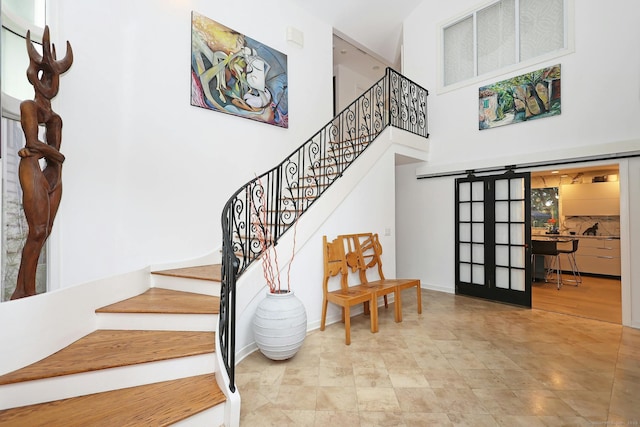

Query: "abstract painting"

xmin=479 ymin=64 xmax=561 ymax=130
xmin=191 ymin=11 xmax=288 ymax=128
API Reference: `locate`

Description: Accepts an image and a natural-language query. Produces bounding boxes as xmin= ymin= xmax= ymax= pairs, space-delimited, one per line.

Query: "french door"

xmin=455 ymin=171 xmax=532 ymax=307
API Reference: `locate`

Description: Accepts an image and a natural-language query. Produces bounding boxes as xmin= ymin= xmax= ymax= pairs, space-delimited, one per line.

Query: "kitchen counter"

xmin=532 ymin=233 xmax=619 ymax=240
xmin=532 ymin=233 xmax=621 ymax=277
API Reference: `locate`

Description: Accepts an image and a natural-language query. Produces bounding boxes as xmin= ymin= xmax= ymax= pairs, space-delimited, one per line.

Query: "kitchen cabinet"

xmin=574 ymin=237 xmax=621 ymax=277
xmin=561 ymin=182 xmax=620 ymax=216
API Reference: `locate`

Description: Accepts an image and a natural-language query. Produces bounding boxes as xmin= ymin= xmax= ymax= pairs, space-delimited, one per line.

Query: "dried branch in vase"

xmin=249 ymin=175 xmax=298 ymax=294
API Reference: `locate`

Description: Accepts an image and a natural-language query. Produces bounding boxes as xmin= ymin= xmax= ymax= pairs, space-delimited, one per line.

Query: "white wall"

xmin=621 ymin=158 xmax=640 ymax=327
xmin=235 ymin=149 xmax=398 ymax=358
xmin=402 ymin=0 xmax=640 ymax=168
xmin=397 ymin=0 xmax=640 ymax=328
xmin=233 ymin=127 xmax=428 ymax=360
xmin=396 ymin=167 xmax=454 ymax=293
xmin=0 ymin=0 xmax=426 ymax=371
xmin=0 ymin=269 xmax=149 ymax=374
xmin=41 ymin=0 xmax=334 ymax=288
xmin=334 ymin=63 xmax=380 ymax=113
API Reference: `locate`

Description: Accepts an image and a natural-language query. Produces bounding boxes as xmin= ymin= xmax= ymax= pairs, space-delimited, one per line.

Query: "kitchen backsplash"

xmin=562 ymin=216 xmax=620 ymax=236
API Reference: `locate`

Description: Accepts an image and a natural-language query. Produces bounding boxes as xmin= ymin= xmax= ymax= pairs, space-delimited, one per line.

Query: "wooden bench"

xmin=321 ymin=233 xmax=422 ymax=345
xmin=340 ymin=232 xmax=422 ymax=323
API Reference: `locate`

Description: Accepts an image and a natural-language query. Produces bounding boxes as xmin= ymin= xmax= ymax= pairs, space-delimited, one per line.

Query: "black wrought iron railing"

xmin=219 ymin=68 xmax=428 ymax=392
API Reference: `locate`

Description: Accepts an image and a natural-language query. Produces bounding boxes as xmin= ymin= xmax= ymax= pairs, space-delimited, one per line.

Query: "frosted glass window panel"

xmin=510 ymin=224 xmax=525 ymax=244
xmin=460 ymin=223 xmax=471 ymax=241
xmin=472 ymin=223 xmax=485 ymax=243
xmin=472 ymin=243 xmax=485 ymax=263
xmin=496 ymin=267 xmax=510 ymax=289
xmin=459 ymin=182 xmax=471 ymax=202
xmin=510 ymin=178 xmax=525 ymax=199
xmin=495 ymin=201 xmax=509 ymax=222
xmin=472 ymin=265 xmax=485 ymax=285
xmin=496 ymin=223 xmax=509 ymax=244
xmin=511 ymin=269 xmax=526 ymax=291
xmin=472 ymin=202 xmax=484 ymax=221
xmin=460 ymin=243 xmax=471 ymax=262
xmin=460 ymin=264 xmax=471 ymax=282
xmin=444 ymin=16 xmax=474 ymax=86
xmin=510 ymin=246 xmax=525 ymax=268
xmin=510 ymin=200 xmax=525 ymax=222
xmin=495 ymin=179 xmax=509 ymax=200
xmin=496 ymin=245 xmax=509 ymax=266
xmin=1 ymin=28 xmax=40 ymax=101
xmin=459 ymin=203 xmax=471 ymax=221
xmin=472 ymin=181 xmax=484 ymax=200
xmin=477 ymin=0 xmax=516 ymax=75
xmin=443 ymin=0 xmax=567 ymax=87
xmin=3 ymin=0 xmax=46 ymax=28
xmin=520 ymin=0 xmax=564 ymax=61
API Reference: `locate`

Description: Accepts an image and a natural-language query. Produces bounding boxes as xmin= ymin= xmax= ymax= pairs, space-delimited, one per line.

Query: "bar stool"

xmin=531 ymin=240 xmax=562 ymax=289
xmin=556 ymin=239 xmax=581 ymax=285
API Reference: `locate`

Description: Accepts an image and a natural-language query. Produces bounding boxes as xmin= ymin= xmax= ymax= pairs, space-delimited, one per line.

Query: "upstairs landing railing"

xmin=219 ymin=68 xmax=428 ymax=392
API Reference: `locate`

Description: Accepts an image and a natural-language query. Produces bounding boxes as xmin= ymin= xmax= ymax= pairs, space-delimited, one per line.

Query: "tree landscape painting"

xmin=479 ymin=64 xmax=561 ymax=130
xmin=191 ymin=11 xmax=288 ymax=128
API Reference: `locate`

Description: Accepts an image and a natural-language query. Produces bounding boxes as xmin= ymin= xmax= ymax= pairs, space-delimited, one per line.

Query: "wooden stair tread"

xmin=0 ymin=330 xmax=215 ymax=385
xmin=96 ymin=288 xmax=219 ymax=314
xmin=0 ymin=373 xmax=225 ymax=426
xmin=152 ymin=264 xmax=221 ymax=282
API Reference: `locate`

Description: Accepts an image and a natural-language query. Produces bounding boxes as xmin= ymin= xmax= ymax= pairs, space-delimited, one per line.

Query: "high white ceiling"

xmin=293 ymin=0 xmax=424 ymax=77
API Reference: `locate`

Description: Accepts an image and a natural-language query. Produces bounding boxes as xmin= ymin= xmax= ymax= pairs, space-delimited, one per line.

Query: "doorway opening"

xmin=530 ymin=164 xmax=621 ymax=324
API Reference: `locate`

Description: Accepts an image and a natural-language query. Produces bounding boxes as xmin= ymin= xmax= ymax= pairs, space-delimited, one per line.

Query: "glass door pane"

xmin=456 ymin=171 xmax=531 ymax=307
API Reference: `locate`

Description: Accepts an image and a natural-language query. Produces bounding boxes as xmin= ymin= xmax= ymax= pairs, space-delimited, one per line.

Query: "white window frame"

xmin=437 ymin=0 xmax=574 ymax=94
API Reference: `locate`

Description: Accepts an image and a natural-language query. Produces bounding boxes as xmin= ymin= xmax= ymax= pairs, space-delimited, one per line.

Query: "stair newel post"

xmin=220 ymin=199 xmax=237 ymax=393
xmin=229 ymin=253 xmax=238 ymax=392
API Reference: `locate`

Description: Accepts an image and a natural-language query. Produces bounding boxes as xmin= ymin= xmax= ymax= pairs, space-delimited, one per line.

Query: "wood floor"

xmin=0 ymin=374 xmax=225 ymax=426
xmin=532 ymin=274 xmax=621 ymax=324
xmin=0 ymin=330 xmax=215 ymax=385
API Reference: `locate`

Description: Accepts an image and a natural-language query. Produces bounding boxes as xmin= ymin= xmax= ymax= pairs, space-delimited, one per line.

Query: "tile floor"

xmin=236 ymin=289 xmax=640 ymax=426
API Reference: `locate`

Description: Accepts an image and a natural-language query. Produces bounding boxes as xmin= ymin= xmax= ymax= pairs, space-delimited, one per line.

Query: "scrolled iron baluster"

xmin=373 ymin=82 xmax=385 ymax=133
xmin=230 ymin=197 xmax=248 ymax=272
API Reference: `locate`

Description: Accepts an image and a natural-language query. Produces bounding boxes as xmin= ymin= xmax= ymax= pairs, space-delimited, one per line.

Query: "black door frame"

xmin=455 ymin=171 xmax=532 ymax=307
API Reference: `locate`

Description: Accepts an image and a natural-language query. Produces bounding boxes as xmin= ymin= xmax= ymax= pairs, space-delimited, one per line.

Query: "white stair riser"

xmin=0 ymin=354 xmax=216 ymax=410
xmin=151 ymin=276 xmax=220 ymax=296
xmin=171 ymin=404 xmax=226 ymax=427
xmin=96 ymin=313 xmax=218 ymax=331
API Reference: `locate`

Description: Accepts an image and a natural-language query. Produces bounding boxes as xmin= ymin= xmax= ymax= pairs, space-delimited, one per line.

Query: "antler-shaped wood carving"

xmin=11 ymin=26 xmax=73 ymax=299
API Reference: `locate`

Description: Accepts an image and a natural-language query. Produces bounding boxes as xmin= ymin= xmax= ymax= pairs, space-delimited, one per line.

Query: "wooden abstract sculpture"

xmin=11 ymin=27 xmax=73 ymax=299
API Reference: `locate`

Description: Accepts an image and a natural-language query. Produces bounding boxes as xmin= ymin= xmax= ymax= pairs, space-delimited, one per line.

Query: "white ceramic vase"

xmin=252 ymin=290 xmax=307 ymax=360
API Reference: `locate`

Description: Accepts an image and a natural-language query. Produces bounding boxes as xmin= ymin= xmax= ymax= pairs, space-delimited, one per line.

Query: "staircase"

xmin=0 ymin=265 xmax=228 ymax=426
xmin=0 ymin=68 xmax=428 ymax=427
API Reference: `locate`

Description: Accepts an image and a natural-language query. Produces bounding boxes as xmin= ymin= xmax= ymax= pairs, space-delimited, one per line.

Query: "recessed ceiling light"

xmin=551 ymin=170 xmax=559 ymax=174
xmin=340 ymin=49 xmax=347 ymax=54
xmin=372 ymin=65 xmax=380 ymax=70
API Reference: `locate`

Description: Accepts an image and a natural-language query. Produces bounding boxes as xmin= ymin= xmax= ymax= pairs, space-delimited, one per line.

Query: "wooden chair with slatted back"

xmin=343 ymin=232 xmax=421 ymax=322
xmin=321 ymin=235 xmax=378 ymax=345
xmin=343 ymin=233 xmax=399 ymax=322
xmin=368 ymin=233 xmax=422 ymax=321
